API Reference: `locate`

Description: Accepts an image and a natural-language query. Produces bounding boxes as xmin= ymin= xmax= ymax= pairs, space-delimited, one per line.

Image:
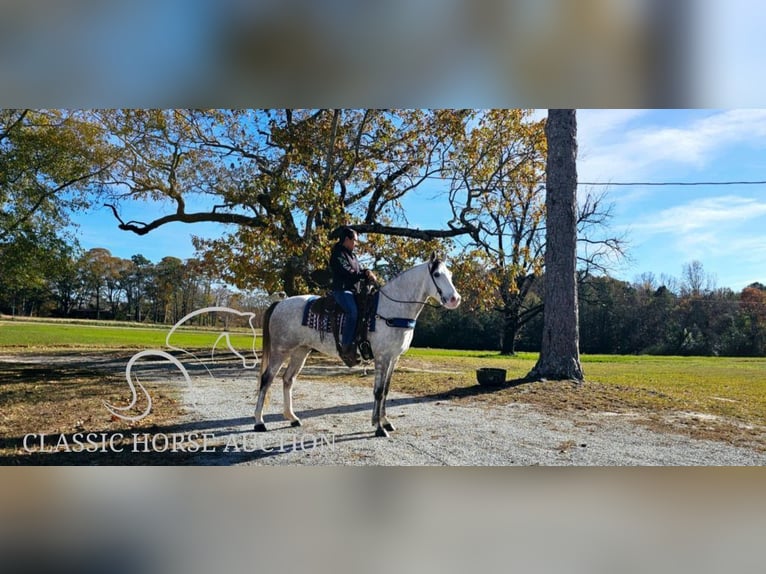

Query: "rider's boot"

xmin=340 ymin=344 xmax=361 ymax=367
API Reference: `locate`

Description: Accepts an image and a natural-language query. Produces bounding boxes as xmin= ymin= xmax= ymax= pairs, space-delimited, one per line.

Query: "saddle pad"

xmin=301 ymin=296 xmax=344 ymax=334
xmin=301 ymin=293 xmax=380 ymax=334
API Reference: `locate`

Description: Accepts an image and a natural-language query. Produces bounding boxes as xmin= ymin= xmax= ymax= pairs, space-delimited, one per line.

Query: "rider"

xmin=329 ymin=227 xmax=377 ymax=366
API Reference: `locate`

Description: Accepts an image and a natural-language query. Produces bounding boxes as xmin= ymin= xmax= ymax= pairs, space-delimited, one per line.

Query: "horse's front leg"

xmin=380 ymin=357 xmax=399 ymax=432
xmin=372 ymin=358 xmax=396 ymax=437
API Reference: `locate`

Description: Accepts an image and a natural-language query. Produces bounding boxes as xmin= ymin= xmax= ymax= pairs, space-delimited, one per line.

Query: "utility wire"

xmin=418 ymin=174 xmax=766 ymax=186
xmin=578 ymin=180 xmax=766 ymax=186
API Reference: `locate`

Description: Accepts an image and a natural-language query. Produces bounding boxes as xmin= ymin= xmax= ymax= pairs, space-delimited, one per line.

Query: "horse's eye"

xmin=434 ymin=272 xmax=441 ymax=278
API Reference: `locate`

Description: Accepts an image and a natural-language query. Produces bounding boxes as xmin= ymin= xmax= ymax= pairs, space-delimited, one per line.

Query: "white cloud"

xmin=631 ymin=110 xmax=766 ymax=167
xmin=578 ymin=109 xmax=766 ymax=183
xmin=633 ymin=195 xmax=766 ymax=235
xmin=577 ymin=109 xmax=647 ymax=145
xmin=625 ymin=196 xmax=766 ymax=287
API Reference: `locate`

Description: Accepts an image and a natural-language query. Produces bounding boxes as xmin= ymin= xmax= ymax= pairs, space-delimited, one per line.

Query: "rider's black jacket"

xmin=329 ymin=243 xmax=365 ymax=292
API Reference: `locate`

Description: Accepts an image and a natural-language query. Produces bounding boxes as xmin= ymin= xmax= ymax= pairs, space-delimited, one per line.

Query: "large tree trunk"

xmin=528 ymin=110 xmax=584 ymax=381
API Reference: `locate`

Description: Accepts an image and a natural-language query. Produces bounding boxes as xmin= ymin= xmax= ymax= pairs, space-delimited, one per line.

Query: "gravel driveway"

xmin=178 ymin=361 xmax=766 ymax=466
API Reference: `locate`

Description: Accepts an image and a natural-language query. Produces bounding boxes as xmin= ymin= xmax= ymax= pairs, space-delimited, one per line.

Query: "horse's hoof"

xmin=375 ymin=427 xmax=389 ymax=438
xmin=290 ymin=420 xmax=302 ymax=427
xmin=254 ymin=423 xmax=267 ymax=432
xmin=383 ymin=422 xmax=396 ymax=432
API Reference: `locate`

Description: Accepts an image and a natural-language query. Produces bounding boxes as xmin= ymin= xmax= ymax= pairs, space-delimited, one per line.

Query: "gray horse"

xmin=254 ymin=253 xmax=461 ymax=437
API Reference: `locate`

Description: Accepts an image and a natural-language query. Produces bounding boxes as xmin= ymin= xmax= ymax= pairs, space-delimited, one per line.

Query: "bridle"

xmin=428 ymin=258 xmax=448 ymax=305
xmin=376 ymin=259 xmax=449 ymax=308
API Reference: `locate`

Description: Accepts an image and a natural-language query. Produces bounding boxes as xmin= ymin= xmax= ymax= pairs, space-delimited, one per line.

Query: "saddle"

xmin=301 ymin=280 xmax=378 ymax=364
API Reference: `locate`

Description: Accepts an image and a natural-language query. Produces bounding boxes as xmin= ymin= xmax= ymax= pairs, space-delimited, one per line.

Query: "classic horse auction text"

xmin=22 ymin=431 xmax=335 ymax=454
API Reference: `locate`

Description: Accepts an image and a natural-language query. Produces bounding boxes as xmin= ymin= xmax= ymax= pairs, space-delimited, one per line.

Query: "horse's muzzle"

xmin=443 ymin=293 xmax=461 ymax=309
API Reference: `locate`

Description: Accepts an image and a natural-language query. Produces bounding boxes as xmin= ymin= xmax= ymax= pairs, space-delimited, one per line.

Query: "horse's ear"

xmin=430 ymin=251 xmax=436 ymax=262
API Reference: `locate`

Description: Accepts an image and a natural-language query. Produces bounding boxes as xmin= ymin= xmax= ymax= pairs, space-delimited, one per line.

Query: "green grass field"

xmin=2 ymin=319 xmax=765 ymax=430
xmin=1 ymin=319 xmax=765 ymax=454
xmin=395 ymin=348 xmax=766 ymax=432
xmin=0 ymin=319 xmax=260 ymax=351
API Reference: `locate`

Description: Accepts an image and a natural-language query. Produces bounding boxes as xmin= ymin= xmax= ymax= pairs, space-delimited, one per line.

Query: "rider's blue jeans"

xmin=333 ymin=290 xmax=358 ymax=346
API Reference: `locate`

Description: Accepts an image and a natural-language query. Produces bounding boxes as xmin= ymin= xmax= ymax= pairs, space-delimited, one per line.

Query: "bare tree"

xmin=681 ymin=260 xmax=716 ymax=297
xmin=528 ymin=110 xmax=584 ymax=381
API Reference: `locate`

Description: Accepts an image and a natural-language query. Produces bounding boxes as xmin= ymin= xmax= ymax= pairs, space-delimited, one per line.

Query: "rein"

xmin=377 ymin=288 xmax=442 ymax=308
xmin=374 ymin=260 xmax=445 ymax=309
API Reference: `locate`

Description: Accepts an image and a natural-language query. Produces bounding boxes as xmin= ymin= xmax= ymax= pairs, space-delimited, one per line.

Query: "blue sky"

xmin=576 ymin=109 xmax=766 ymax=290
xmin=72 ymin=110 xmax=766 ymax=291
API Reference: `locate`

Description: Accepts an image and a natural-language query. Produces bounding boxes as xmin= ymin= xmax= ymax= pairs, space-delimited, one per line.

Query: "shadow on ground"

xmin=0 ymin=372 xmax=533 ymax=465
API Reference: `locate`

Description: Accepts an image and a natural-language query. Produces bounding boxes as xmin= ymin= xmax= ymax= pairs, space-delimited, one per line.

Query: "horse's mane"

xmin=382 ymin=261 xmax=420 ymax=286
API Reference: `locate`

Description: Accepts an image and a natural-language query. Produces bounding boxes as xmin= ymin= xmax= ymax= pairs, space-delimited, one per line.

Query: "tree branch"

xmin=518 ymin=303 xmax=544 ymax=325
xmin=105 ymin=204 xmax=268 ymax=236
xmin=0 ymin=109 xmax=29 ymax=143
xmin=2 ymin=166 xmax=111 ymax=239
xmin=349 ymin=222 xmax=474 ymax=241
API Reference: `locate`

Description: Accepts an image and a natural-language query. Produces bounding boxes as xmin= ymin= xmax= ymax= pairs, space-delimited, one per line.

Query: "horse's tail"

xmin=259 ymin=301 xmax=279 ymax=388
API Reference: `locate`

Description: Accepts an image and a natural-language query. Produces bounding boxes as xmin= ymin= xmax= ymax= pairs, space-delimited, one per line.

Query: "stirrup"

xmin=358 ymin=340 xmax=373 ymax=361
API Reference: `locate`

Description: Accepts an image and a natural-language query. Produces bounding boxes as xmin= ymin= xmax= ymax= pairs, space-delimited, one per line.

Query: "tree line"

xmin=3 ymin=240 xmax=765 ymax=358
xmin=413 ymin=262 xmax=766 ymax=357
xmin=0 ymin=246 xmax=273 ymax=326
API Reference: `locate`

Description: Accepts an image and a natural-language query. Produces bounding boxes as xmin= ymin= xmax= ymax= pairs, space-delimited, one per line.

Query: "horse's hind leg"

xmin=282 ymin=347 xmax=311 ymax=427
xmin=254 ymin=349 xmax=288 ymax=432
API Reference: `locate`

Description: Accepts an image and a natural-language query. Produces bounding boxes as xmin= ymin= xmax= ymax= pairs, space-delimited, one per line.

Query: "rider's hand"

xmin=365 ymin=270 xmax=378 ymax=283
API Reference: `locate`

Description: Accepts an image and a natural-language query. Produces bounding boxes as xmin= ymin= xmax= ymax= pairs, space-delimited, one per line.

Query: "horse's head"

xmin=428 ymin=252 xmax=461 ymax=309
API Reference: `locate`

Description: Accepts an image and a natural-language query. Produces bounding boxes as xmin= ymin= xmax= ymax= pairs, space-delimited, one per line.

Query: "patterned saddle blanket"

xmin=301 ymin=293 xmax=379 ymax=336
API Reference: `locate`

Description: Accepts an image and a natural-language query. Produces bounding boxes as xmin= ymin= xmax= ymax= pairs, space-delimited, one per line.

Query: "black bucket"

xmin=476 ymin=368 xmax=507 ymax=387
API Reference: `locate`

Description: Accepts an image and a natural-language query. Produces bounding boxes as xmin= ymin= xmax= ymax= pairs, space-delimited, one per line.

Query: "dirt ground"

xmin=1 ymin=350 xmax=765 ymax=465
